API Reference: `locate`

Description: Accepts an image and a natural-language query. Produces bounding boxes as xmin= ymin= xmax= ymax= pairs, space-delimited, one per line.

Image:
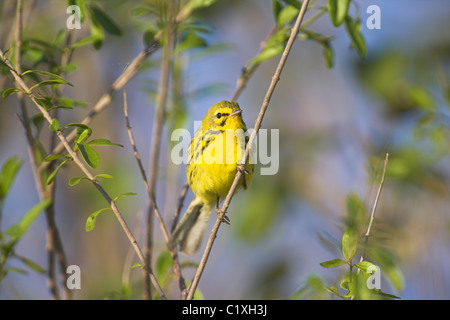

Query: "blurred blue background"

xmin=1 ymin=0 xmax=450 ymax=299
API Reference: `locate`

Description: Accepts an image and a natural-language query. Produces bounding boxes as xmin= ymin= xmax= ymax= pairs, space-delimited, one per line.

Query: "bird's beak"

xmin=230 ymin=109 xmax=242 ymax=117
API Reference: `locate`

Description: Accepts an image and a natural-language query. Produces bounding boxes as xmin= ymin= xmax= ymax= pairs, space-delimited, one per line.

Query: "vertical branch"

xmin=143 ymin=2 xmax=175 ymax=299
xmin=14 ymin=0 xmax=71 ymax=300
xmin=49 ymin=27 xmax=76 ymax=302
xmin=171 ymin=182 xmax=189 ymax=232
xmin=186 ymin=0 xmax=312 ymax=300
xmin=124 ymin=87 xmax=188 ymax=298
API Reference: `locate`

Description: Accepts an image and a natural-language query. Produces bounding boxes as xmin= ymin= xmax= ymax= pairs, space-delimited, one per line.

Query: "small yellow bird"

xmin=168 ymin=100 xmax=254 ymax=254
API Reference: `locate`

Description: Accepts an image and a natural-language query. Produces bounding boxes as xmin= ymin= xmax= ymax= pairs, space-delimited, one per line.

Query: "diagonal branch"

xmin=186 ymin=0 xmax=312 ymax=300
xmin=359 ymin=152 xmax=389 ymax=264
xmin=39 ymin=39 xmax=161 ymax=173
xmin=0 ymin=50 xmax=167 ymax=300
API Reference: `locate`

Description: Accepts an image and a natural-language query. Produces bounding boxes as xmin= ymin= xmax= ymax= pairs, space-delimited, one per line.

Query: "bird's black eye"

xmin=216 ymin=112 xmax=222 ymax=119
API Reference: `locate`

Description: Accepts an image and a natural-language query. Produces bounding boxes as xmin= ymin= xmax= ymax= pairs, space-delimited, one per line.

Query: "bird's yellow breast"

xmin=186 ymin=100 xmax=254 ymax=203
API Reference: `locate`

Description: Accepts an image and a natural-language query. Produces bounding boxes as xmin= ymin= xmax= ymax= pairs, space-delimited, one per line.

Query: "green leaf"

xmin=130 ymin=6 xmax=156 ymax=16
xmin=94 ymin=173 xmax=113 ymax=180
xmin=85 ymin=207 xmax=110 ymax=231
xmin=44 ymin=154 xmax=65 ymax=162
xmin=21 ymin=69 xmax=69 ymax=82
xmin=320 ymin=258 xmax=347 ymax=268
xmin=345 ymin=192 xmax=367 ymax=230
xmin=46 ymin=160 xmax=68 ymax=185
xmin=35 ymin=97 xmax=53 ymax=110
xmin=74 ymin=0 xmax=87 ymax=22
xmin=325 ymin=286 xmax=345 ymax=299
xmin=272 ymin=0 xmax=282 ymax=23
xmin=277 ymin=5 xmax=299 ymax=27
xmin=155 ymin=251 xmax=173 ymax=284
xmin=368 ymin=247 xmax=404 ymax=293
xmin=113 ymin=192 xmax=137 ymax=202
xmin=5 ymin=198 xmax=52 ymax=243
xmin=0 ymin=155 xmax=23 ymax=202
xmin=340 ymin=275 xmax=353 ymax=298
xmin=52 ymin=29 xmax=68 ymax=47
xmin=2 ymin=88 xmax=23 ymax=99
xmin=68 ymin=176 xmax=90 ymax=186
xmin=29 ymin=79 xmax=73 ymax=91
xmin=48 ymin=104 xmax=73 ymax=111
xmin=15 ymin=255 xmax=46 ymax=274
xmin=32 ymin=113 xmax=44 ymax=128
xmin=64 ymin=123 xmax=90 ymax=131
xmin=281 ymin=0 xmax=301 ymax=9
xmin=143 ymin=29 xmax=157 ymax=46
xmin=76 ymin=128 xmax=92 ymax=144
xmin=184 ymin=280 xmax=205 ymax=300
xmin=354 ymin=260 xmax=376 ymax=273
xmin=0 ymin=58 xmax=13 ymax=71
xmin=4 ymin=268 xmax=28 ymax=275
xmin=49 ymin=119 xmax=60 ymax=132
xmin=250 ymin=45 xmax=284 ymax=65
xmin=61 ymin=61 xmax=78 ymax=74
xmin=54 ymin=97 xmax=86 ymax=109
xmin=78 ymin=144 xmax=100 ymax=168
xmin=344 ymin=16 xmax=366 ymax=59
xmin=179 ymin=0 xmax=216 ymax=19
xmin=322 ymin=42 xmax=334 ymax=68
xmin=289 ymin=274 xmax=328 ymax=300
xmin=249 ymin=28 xmax=289 ymax=66
xmin=177 ymin=32 xmax=208 ymax=53
xmin=373 ymin=290 xmax=401 ymax=299
xmin=70 ymin=35 xmax=100 ymax=49
xmin=342 ymin=228 xmax=358 ymax=261
xmin=129 ymin=263 xmax=144 ymax=269
xmin=89 ymin=4 xmax=123 ymax=36
xmin=408 ymin=86 xmax=436 ymax=112
xmin=88 ymin=10 xmax=105 ymax=50
xmin=234 ymin=178 xmax=282 ymax=242
xmin=327 ymin=0 xmax=351 ymax=27
xmin=86 ymin=139 xmax=123 ymax=147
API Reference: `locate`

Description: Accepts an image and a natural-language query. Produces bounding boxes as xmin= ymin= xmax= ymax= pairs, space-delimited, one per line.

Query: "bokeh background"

xmin=1 ymin=0 xmax=450 ymax=299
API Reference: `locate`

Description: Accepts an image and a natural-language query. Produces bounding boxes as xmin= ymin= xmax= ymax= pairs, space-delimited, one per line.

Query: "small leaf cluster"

xmin=319 ymin=193 xmax=402 ymax=300
xmin=69 ymin=0 xmax=123 ymax=50
xmin=44 ymin=122 xmax=123 ymax=185
xmin=0 ymin=156 xmax=49 ymax=282
xmin=246 ymin=0 xmax=366 ymax=72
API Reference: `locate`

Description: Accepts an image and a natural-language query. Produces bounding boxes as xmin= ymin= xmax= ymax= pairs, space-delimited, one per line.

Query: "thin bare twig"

xmin=186 ymin=0 xmax=312 ymax=300
xmin=143 ymin=3 xmax=175 ymax=299
xmin=123 ymin=88 xmax=170 ymax=242
xmin=124 ymin=87 xmax=188 ymax=298
xmin=171 ymin=181 xmax=190 ymax=233
xmin=170 ymin=182 xmax=189 ymax=299
xmin=359 ymin=153 xmax=389 ymax=263
xmin=230 ymin=25 xmax=277 ymax=102
xmin=0 ymin=50 xmax=167 ymax=300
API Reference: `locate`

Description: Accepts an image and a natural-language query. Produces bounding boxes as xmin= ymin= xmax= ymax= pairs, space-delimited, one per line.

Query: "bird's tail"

xmin=168 ymin=197 xmax=215 ymax=255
